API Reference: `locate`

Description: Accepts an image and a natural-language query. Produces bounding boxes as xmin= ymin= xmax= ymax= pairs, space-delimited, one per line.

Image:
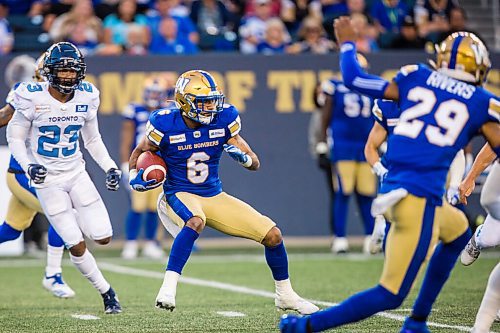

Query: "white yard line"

xmin=98 ymin=262 xmax=494 ymax=333
xmin=71 ymin=314 xmax=100 ymax=320
xmin=216 ymin=311 xmax=246 ymax=317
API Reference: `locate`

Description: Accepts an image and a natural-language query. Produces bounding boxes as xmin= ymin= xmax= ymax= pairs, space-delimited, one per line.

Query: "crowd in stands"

xmin=0 ymin=0 xmax=476 ymax=56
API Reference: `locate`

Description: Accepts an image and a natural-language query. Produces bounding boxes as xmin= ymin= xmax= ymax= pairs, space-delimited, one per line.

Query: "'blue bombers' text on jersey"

xmin=382 ymin=64 xmax=500 ymax=203
xmin=123 ymin=103 xmax=152 ymax=150
xmin=146 ymin=105 xmax=241 ymax=197
xmin=322 ymin=79 xmax=374 ymax=161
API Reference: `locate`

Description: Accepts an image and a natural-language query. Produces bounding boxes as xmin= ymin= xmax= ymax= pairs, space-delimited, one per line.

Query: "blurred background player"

xmin=0 ymin=53 xmax=75 ymax=298
xmin=317 ymin=54 xmax=376 ymax=254
xmin=120 ymin=74 xmax=174 ymax=259
xmin=6 ymin=42 xmax=122 ymax=314
xmin=128 ymin=70 xmax=319 ymax=315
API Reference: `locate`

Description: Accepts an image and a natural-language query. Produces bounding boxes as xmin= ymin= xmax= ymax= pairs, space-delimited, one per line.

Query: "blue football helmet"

xmin=44 ymin=42 xmax=86 ymax=94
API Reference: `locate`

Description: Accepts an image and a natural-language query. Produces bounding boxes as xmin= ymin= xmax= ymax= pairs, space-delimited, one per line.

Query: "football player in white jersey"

xmin=0 ymin=53 xmax=75 ymax=298
xmin=6 ymin=42 xmax=122 ymax=314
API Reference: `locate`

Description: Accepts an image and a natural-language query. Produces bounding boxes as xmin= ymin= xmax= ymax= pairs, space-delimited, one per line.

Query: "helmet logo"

xmin=176 ymin=77 xmax=191 ymax=93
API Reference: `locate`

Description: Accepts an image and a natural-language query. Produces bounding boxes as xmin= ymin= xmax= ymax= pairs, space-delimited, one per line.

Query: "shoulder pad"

xmin=13 ymin=81 xmax=42 ymax=100
xmin=77 ymin=81 xmax=100 ymax=98
xmin=321 ymin=80 xmax=336 ymax=95
xmin=372 ymin=100 xmax=383 ymax=121
xmin=488 ymin=96 xmax=500 ymax=122
xmin=398 ymin=64 xmax=420 ymax=77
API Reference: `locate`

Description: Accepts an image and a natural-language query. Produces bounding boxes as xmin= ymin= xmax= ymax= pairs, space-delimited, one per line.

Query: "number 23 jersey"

xmin=146 ymin=104 xmax=241 ymax=197
xmin=10 ymin=81 xmax=99 ymax=182
xmin=383 ymin=64 xmax=499 ymax=202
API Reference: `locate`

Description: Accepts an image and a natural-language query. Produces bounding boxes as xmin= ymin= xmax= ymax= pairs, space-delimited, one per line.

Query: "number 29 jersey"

xmin=145 ymin=104 xmax=241 ymax=197
xmin=383 ymin=64 xmax=499 ymax=203
xmin=10 ymin=81 xmax=99 ymax=184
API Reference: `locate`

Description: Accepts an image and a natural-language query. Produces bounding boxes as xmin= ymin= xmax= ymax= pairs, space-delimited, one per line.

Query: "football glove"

xmin=27 ymin=163 xmax=47 ymax=184
xmin=223 ymin=144 xmax=252 ymax=167
xmin=106 ymin=168 xmax=122 ymax=191
xmin=446 ymin=186 xmax=460 ymax=206
xmin=372 ymin=161 xmax=388 ymax=182
xmin=315 ymin=142 xmax=330 ymax=171
xmin=129 ymin=169 xmax=162 ymax=192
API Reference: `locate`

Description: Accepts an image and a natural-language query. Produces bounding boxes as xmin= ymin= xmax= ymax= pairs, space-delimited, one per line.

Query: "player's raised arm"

xmin=0 ymin=104 xmax=14 ymax=128
xmin=315 ymin=81 xmax=333 ymax=158
xmin=224 ymin=134 xmax=260 ymax=171
xmin=334 ymin=16 xmax=399 ymax=101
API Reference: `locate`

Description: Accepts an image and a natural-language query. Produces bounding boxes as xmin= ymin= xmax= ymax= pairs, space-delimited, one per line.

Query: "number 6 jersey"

xmin=382 ymin=64 xmax=500 ymax=203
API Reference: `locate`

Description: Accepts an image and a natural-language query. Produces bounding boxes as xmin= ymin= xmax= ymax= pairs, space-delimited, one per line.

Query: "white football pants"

xmin=481 ymin=161 xmax=500 ymax=220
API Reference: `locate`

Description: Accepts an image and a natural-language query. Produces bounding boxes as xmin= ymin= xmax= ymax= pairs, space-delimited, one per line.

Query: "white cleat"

xmin=461 ymin=226 xmax=482 ymax=266
xmin=155 ymin=289 xmax=176 ymax=311
xmin=368 ymin=215 xmax=386 ymax=254
xmin=332 ymin=237 xmax=349 ymax=254
xmin=275 ymin=291 xmax=319 ymax=315
xmin=121 ymin=241 xmax=138 ymax=259
xmin=42 ymin=273 xmax=76 ymax=298
xmin=142 ymin=241 xmax=165 ymax=259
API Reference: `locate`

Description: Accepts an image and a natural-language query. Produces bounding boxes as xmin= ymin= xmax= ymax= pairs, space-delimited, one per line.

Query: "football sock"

xmin=70 ymin=249 xmax=110 ymax=294
xmin=125 ymin=210 xmax=142 ymax=240
xmin=356 ymin=193 xmax=375 ymax=234
xmin=333 ymin=193 xmax=349 ymax=237
xmin=45 ymin=245 xmax=64 ymax=276
xmin=473 ymin=263 xmax=500 ymax=333
xmin=411 ymin=229 xmax=471 ymax=319
xmin=166 ymin=226 xmax=199 ymax=274
xmin=309 ymin=285 xmax=404 ymax=331
xmin=48 ymin=225 xmax=65 ymax=247
xmin=265 ymin=241 xmax=289 ymax=281
xmin=145 ymin=211 xmax=158 ymax=240
xmin=476 ymin=215 xmax=500 ymax=249
xmin=0 ymin=222 xmax=22 ymax=243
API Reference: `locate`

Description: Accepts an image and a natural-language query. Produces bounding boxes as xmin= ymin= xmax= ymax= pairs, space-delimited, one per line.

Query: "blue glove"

xmin=223 ymin=144 xmax=250 ymax=166
xmin=129 ymin=169 xmax=162 ymax=192
xmin=106 ymin=168 xmax=122 ymax=191
xmin=27 ymin=163 xmax=47 ymax=184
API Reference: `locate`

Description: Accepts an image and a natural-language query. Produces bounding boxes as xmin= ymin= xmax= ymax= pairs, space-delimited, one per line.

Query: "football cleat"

xmin=101 ymin=287 xmax=122 ymax=314
xmin=279 ymin=314 xmax=311 ymax=333
xmin=400 ymin=317 xmax=430 ymax=333
xmin=121 ymin=241 xmax=138 ymax=260
xmin=461 ymin=225 xmax=482 ymax=266
xmin=369 ymin=215 xmax=386 ymax=254
xmin=42 ymin=273 xmax=76 ymax=298
xmin=331 ymin=237 xmax=348 ymax=254
xmin=142 ymin=241 xmax=165 ymax=259
xmin=275 ymin=290 xmax=319 ymax=315
xmin=155 ymin=290 xmax=176 ymax=311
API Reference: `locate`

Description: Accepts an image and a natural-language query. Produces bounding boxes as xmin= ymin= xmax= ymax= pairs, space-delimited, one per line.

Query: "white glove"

xmin=372 ymin=161 xmax=388 ymax=181
xmin=315 ymin=141 xmax=328 ymax=155
xmin=446 ymin=186 xmax=459 ymax=206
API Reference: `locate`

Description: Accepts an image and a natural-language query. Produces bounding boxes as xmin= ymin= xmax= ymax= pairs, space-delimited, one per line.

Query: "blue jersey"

xmin=322 ymin=79 xmax=374 ymax=161
xmin=123 ymin=103 xmax=152 ymax=149
xmin=146 ymin=104 xmax=241 ymax=197
xmin=372 ymin=99 xmax=401 ymax=171
xmin=381 ymin=64 xmax=499 ymax=203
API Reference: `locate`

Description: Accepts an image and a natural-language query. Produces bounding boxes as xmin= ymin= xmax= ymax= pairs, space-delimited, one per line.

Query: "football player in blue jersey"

xmin=120 ymin=75 xmax=174 ymax=260
xmin=280 ymin=17 xmax=499 ymax=333
xmin=0 ymin=53 xmax=75 ymax=298
xmin=317 ymin=54 xmax=376 ymax=254
xmin=127 ymin=70 xmax=319 ymax=315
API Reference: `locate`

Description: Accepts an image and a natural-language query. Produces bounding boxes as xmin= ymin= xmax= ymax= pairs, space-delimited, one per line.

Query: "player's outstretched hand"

xmin=28 ymin=163 xmax=47 ymax=184
xmin=334 ymin=16 xmax=357 ymax=46
xmin=129 ymin=169 xmax=162 ymax=192
xmin=458 ymin=176 xmax=475 ymax=205
xmin=106 ymin=168 xmax=122 ymax=191
xmin=223 ymin=144 xmax=249 ymax=165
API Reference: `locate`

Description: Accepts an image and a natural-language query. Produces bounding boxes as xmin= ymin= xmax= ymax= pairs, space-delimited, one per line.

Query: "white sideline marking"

xmin=71 ymin=314 xmax=100 ymax=320
xmin=98 ymin=262 xmax=494 ymax=333
xmin=216 ymin=311 xmax=246 ymax=317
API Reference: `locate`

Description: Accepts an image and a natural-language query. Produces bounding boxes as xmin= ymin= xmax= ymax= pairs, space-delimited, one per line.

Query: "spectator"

xmin=0 ymin=2 xmax=13 ymax=55
xmin=347 ymin=0 xmax=377 ymax=39
xmin=103 ymin=0 xmax=149 ymax=49
xmin=239 ymin=0 xmax=276 ymax=54
xmin=320 ymin=0 xmax=348 ymax=19
xmin=414 ymin=0 xmax=458 ymax=43
xmin=149 ymin=16 xmax=198 ymax=54
xmin=391 ymin=15 xmax=425 ymax=49
xmin=126 ymin=22 xmax=149 ymax=54
xmin=1 ymin=0 xmax=45 ymax=16
xmin=49 ymin=0 xmax=103 ymax=56
xmin=370 ymin=0 xmax=408 ymax=48
xmin=438 ymin=7 xmax=481 ymax=43
xmin=244 ymin=0 xmax=281 ymax=17
xmin=147 ymin=0 xmax=199 ymax=45
xmin=281 ymin=0 xmax=321 ymax=35
xmin=256 ymin=18 xmax=290 ymax=54
xmin=190 ymin=0 xmax=236 ymax=50
xmin=351 ymin=13 xmax=378 ymax=53
xmin=287 ymin=16 xmax=334 ymax=54
xmin=223 ymin=0 xmax=245 ymax=30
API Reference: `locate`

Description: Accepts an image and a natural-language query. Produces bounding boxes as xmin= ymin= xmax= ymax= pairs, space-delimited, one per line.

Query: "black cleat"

xmin=101 ymin=287 xmax=122 ymax=314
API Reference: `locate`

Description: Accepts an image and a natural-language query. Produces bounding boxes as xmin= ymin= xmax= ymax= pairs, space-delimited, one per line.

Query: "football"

xmin=136 ymin=151 xmax=167 ymax=183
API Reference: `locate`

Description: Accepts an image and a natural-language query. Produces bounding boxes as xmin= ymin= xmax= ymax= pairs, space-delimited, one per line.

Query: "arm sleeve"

xmin=339 ymin=42 xmax=389 ymax=98
xmin=6 ymin=111 xmax=33 ymax=172
xmin=448 ymin=150 xmax=465 ymax=188
xmin=81 ymin=115 xmax=118 ymax=172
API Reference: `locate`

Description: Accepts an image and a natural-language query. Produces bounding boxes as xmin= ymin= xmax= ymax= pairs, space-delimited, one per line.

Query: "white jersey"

xmin=9 ymin=81 xmax=108 ymax=185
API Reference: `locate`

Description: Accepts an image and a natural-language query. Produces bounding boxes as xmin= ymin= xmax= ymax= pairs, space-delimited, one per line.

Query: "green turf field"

xmin=0 ymin=250 xmax=498 ymax=333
